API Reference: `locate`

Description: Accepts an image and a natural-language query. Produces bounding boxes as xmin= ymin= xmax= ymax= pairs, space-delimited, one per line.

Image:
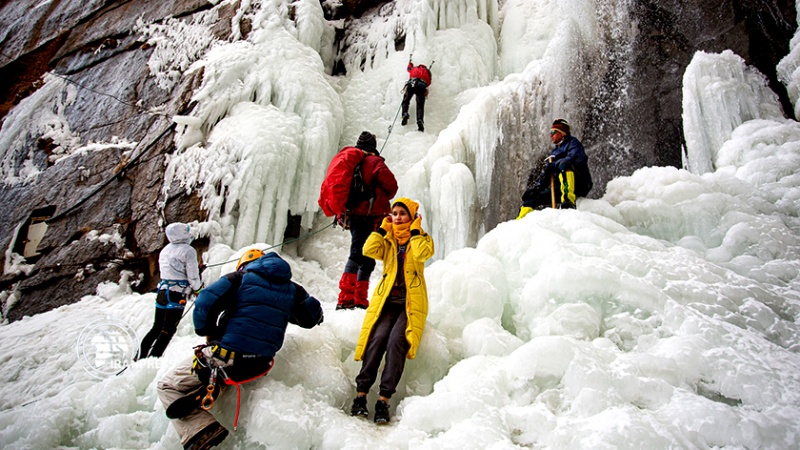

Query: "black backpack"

xmin=345 ymin=160 xmax=376 ymax=211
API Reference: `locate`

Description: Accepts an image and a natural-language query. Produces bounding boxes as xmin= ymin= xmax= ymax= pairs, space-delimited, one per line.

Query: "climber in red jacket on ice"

xmin=401 ymin=56 xmax=432 ymax=132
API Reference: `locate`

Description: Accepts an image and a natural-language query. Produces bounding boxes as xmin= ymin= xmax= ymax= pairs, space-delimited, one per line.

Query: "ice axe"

xmin=549 ymin=156 xmax=556 ymax=209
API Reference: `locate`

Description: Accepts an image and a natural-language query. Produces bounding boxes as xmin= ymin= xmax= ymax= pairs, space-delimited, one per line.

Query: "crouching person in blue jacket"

xmin=157 ymin=249 xmax=323 ymax=450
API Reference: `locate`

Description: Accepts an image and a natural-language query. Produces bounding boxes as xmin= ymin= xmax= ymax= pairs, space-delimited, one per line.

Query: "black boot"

xmin=401 ymin=114 xmax=409 ymax=126
xmin=350 ymin=395 xmax=368 ymax=417
xmin=417 ymin=120 xmax=424 ymax=132
xmin=374 ymin=399 xmax=390 ymax=424
xmin=167 ymin=383 xmax=221 ymax=419
xmin=183 ymin=421 xmax=228 ymax=450
xmin=558 ymin=202 xmax=576 ymax=209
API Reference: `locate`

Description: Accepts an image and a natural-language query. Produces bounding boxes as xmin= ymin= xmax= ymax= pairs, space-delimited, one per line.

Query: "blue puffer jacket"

xmin=549 ymin=135 xmax=593 ymax=197
xmin=194 ymin=252 xmax=322 ymax=358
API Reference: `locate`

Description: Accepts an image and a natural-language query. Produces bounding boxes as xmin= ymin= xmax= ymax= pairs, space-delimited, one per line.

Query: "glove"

xmin=335 ymin=213 xmax=350 ymax=230
xmin=379 ymin=216 xmax=393 ymax=234
xmin=553 ymin=159 xmax=570 ymax=172
xmin=516 ymin=206 xmax=533 ymax=220
xmin=410 ymin=215 xmax=423 ymax=236
xmin=198 ymin=264 xmax=207 ymax=274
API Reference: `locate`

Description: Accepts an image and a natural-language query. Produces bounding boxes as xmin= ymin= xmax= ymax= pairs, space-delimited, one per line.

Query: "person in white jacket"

xmin=138 ymin=222 xmax=203 ymax=359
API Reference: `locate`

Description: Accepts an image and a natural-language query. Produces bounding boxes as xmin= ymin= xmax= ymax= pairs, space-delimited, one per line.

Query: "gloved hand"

xmin=516 ymin=206 xmax=533 ymax=220
xmin=410 ymin=215 xmax=423 ymax=235
xmin=335 ymin=213 xmax=349 ymax=229
xmin=544 ymin=157 xmax=555 ymax=172
xmin=553 ymin=158 xmax=570 ymax=172
xmin=379 ymin=216 xmax=393 ymax=234
xmin=198 ymin=264 xmax=207 ymax=274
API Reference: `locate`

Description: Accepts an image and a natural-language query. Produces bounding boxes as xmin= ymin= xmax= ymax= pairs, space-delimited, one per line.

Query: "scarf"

xmin=393 ymin=221 xmax=411 ymax=245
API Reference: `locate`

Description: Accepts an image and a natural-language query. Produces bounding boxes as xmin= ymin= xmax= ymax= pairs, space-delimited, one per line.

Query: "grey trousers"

xmin=355 ymin=303 xmax=410 ymax=398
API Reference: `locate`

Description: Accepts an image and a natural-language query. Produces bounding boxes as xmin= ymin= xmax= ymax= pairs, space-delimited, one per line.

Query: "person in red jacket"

xmin=401 ymin=57 xmax=432 ymax=132
xmin=336 ymin=131 xmax=399 ymax=310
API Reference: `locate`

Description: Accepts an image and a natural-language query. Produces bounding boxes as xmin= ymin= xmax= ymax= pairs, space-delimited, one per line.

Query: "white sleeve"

xmin=183 ymin=247 xmax=202 ymax=291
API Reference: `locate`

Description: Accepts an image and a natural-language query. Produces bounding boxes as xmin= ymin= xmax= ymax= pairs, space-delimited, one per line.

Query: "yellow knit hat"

xmin=392 ymin=197 xmax=419 ymax=217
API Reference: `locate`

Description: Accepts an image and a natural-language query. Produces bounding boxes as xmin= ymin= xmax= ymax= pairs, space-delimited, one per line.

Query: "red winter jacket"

xmin=407 ymin=63 xmax=432 ymax=86
xmin=350 ymin=153 xmax=398 ymax=217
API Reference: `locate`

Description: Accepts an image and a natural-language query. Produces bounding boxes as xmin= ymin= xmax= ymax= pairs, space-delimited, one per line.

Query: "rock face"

xmin=592 ymin=0 xmax=797 ymax=178
xmin=483 ymin=0 xmax=796 ymax=232
xmin=0 ymin=0 xmax=217 ymax=321
xmin=0 ymin=0 xmax=796 ymax=320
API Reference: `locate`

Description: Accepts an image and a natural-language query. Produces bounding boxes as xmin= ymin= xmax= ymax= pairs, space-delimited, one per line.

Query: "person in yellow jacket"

xmin=349 ymin=197 xmax=434 ymax=424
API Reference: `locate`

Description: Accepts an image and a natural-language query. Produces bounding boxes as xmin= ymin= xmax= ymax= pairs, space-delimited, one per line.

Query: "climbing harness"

xmin=194 ymin=344 xmax=274 ymax=431
xmin=158 ymin=279 xmax=191 ymax=295
xmin=155 ymin=280 xmax=192 ymax=311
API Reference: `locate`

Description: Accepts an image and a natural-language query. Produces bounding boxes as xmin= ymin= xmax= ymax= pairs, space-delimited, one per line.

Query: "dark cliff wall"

xmin=0 ymin=0 xmax=223 ymax=320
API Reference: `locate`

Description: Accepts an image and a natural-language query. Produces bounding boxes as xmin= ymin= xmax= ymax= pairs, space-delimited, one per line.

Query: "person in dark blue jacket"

xmin=517 ymin=119 xmax=593 ymax=218
xmin=157 ymin=249 xmax=323 ymax=450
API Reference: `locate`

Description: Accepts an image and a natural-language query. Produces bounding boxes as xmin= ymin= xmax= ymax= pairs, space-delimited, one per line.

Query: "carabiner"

xmin=201 ymin=384 xmax=216 ymax=410
xmin=201 ymin=367 xmax=217 ymax=411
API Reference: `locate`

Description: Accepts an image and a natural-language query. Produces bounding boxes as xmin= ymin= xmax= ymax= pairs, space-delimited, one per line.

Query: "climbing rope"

xmin=49 ymin=72 xmax=164 ymax=115
xmin=180 ymin=294 xmax=197 ymax=319
xmin=380 ymin=103 xmax=404 ymax=154
xmin=0 ymin=59 xmax=183 ymax=224
xmin=46 ymin=123 xmax=177 ymax=224
xmin=197 ymin=355 xmax=273 ymax=432
xmin=200 ymin=220 xmax=336 ymax=270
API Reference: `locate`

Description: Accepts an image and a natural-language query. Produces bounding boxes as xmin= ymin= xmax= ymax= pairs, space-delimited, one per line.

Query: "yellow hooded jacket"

xmin=354 ymin=201 xmax=435 ymax=361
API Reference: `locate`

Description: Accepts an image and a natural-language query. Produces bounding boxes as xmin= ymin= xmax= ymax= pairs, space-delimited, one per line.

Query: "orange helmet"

xmin=236 ymin=248 xmax=265 ymax=270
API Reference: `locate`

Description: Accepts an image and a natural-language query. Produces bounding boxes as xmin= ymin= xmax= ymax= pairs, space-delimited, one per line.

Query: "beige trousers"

xmin=157 ymin=357 xmax=220 ymax=446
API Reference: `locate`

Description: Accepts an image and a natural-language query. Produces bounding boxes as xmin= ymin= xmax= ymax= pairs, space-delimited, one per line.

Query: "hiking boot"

xmin=401 ymin=114 xmax=409 ymax=126
xmin=374 ymin=399 xmax=390 ymax=424
xmin=350 ymin=395 xmax=368 ymax=418
xmin=336 ymin=303 xmax=355 ymax=310
xmin=417 ymin=121 xmax=424 ymax=132
xmin=183 ymin=421 xmax=228 ymax=450
xmin=558 ymin=202 xmax=576 ymax=210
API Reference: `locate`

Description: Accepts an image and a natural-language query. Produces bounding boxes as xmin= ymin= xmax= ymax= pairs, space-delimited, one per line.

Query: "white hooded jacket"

xmin=159 ymin=223 xmax=202 ymax=292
